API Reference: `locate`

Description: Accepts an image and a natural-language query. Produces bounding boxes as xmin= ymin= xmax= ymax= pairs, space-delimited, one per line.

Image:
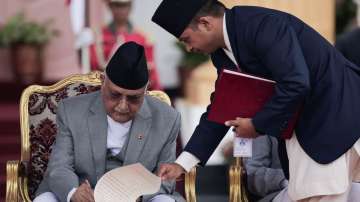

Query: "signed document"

xmin=94 ymin=163 xmax=161 ymax=202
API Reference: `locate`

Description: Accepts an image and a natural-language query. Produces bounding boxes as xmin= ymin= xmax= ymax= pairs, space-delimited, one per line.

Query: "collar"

xmin=107 ymin=115 xmax=132 ymax=129
xmin=223 ymin=12 xmax=233 ymax=53
xmin=106 ymin=115 xmax=132 ymax=155
xmin=222 ymin=12 xmax=238 ymax=67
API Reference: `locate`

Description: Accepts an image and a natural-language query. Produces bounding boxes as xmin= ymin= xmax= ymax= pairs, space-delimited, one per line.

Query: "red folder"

xmin=208 ymin=69 xmax=297 ymax=139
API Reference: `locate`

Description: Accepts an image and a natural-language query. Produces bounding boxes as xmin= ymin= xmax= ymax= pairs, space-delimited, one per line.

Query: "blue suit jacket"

xmin=184 ymin=6 xmax=360 ymax=165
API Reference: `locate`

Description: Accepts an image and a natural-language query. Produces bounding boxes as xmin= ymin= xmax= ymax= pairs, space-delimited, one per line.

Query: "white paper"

xmin=233 ymin=136 xmax=252 ymax=157
xmin=94 ymin=163 xmax=161 ymax=202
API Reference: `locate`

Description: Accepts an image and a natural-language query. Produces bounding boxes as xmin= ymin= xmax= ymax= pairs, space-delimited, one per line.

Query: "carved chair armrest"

xmin=6 ymin=160 xmax=31 ymax=202
xmin=229 ymin=157 xmax=249 ymax=202
xmin=184 ymin=167 xmax=197 ymax=202
xmin=6 ymin=160 xmax=20 ymax=202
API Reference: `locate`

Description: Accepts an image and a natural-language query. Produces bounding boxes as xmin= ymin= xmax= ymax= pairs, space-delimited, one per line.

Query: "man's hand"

xmin=225 ymin=117 xmax=259 ymax=138
xmin=71 ymin=180 xmax=95 ymax=202
xmin=157 ymin=163 xmax=186 ymax=181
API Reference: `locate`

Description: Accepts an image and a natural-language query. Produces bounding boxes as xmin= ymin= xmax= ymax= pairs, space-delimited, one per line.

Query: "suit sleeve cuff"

xmin=67 ymin=187 xmax=77 ymax=202
xmin=175 ymin=151 xmax=200 ymax=172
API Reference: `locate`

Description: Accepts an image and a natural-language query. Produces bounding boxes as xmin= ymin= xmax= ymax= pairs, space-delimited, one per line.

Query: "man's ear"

xmin=100 ymin=73 xmax=105 ymax=84
xmin=198 ymin=16 xmax=213 ymax=31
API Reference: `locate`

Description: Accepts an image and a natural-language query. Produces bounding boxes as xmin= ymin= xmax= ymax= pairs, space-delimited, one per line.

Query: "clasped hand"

xmin=225 ymin=117 xmax=259 ymax=139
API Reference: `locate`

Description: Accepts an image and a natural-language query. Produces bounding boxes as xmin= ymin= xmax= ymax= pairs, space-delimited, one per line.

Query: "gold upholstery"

xmin=6 ymin=71 xmax=196 ymax=202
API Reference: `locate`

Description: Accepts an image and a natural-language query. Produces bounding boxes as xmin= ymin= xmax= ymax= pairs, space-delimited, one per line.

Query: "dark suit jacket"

xmin=184 ymin=6 xmax=360 ymax=165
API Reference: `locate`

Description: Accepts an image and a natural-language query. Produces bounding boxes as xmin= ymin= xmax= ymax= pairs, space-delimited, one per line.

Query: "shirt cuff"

xmin=67 ymin=187 xmax=77 ymax=202
xmin=175 ymin=151 xmax=200 ymax=172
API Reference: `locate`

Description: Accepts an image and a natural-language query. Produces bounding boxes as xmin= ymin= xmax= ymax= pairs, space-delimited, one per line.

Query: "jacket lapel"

xmin=87 ymin=92 xmax=108 ymax=180
xmin=211 ymin=49 xmax=238 ymax=71
xmin=211 ymin=9 xmax=243 ymax=72
xmin=123 ymin=97 xmax=152 ymax=165
xmin=225 ymin=8 xmax=242 ymax=69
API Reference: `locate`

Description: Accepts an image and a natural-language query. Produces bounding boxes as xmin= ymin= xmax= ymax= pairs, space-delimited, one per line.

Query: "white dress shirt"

xmin=222 ymin=13 xmax=239 ymax=67
xmin=106 ymin=116 xmax=132 ymax=155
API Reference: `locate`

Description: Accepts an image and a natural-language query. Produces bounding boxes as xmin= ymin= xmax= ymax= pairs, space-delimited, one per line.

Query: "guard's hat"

xmin=105 ymin=42 xmax=148 ymax=90
xmin=152 ymin=0 xmax=209 ymax=38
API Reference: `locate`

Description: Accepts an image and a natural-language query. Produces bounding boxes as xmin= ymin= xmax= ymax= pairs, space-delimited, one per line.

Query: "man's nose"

xmin=116 ymin=98 xmax=128 ymax=111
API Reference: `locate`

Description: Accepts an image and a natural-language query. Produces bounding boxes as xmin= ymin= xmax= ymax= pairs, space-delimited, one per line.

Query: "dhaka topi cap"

xmin=105 ymin=41 xmax=148 ymax=90
xmin=151 ymin=0 xmax=209 ymax=38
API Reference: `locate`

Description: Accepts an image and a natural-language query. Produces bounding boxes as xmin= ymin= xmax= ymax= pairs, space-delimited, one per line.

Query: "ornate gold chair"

xmin=6 ymin=71 xmax=196 ymax=202
xmin=229 ymin=157 xmax=249 ymax=202
xmin=182 ymin=157 xmax=249 ymax=202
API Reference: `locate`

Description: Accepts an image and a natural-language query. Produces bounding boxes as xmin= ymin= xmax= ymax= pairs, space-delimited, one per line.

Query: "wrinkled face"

xmin=109 ymin=2 xmax=131 ymax=24
xmin=179 ymin=20 xmax=219 ymax=54
xmin=101 ymin=77 xmax=146 ymax=123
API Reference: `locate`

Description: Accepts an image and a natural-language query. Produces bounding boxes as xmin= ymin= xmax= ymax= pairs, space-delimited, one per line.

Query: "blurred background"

xmin=0 ymin=0 xmax=359 ymax=201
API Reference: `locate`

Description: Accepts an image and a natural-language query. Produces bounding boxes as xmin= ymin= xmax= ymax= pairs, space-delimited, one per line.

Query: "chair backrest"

xmin=20 ymin=71 xmax=102 ymax=199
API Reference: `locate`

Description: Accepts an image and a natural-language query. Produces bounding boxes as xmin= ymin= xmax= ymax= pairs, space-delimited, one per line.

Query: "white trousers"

xmin=279 ymin=135 xmax=360 ymax=201
xmin=273 ymin=182 xmax=360 ymax=202
xmin=33 ymin=192 xmax=175 ymax=202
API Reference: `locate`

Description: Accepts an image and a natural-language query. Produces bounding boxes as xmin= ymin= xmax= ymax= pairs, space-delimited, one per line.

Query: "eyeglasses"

xmin=108 ymin=91 xmax=145 ymax=104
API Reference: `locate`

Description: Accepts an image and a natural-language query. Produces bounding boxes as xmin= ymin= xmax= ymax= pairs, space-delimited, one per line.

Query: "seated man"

xmin=34 ymin=42 xmax=184 ymax=202
xmin=243 ymin=136 xmax=287 ymax=202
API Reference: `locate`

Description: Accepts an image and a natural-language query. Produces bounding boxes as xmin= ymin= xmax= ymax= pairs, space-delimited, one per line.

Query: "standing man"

xmin=151 ymin=0 xmax=360 ymax=201
xmin=90 ymin=0 xmax=162 ymax=90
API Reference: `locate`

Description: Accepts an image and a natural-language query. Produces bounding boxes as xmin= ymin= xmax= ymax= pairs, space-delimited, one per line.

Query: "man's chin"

xmin=201 ymin=49 xmax=215 ymax=55
xmin=111 ymin=114 xmax=131 ymax=123
xmin=197 ymin=51 xmax=210 ymax=55
xmin=115 ymin=118 xmax=131 ymax=123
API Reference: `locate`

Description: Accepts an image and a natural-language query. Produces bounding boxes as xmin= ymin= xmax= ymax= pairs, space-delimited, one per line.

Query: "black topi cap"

xmin=105 ymin=41 xmax=149 ymax=90
xmin=152 ymin=0 xmax=208 ymax=38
